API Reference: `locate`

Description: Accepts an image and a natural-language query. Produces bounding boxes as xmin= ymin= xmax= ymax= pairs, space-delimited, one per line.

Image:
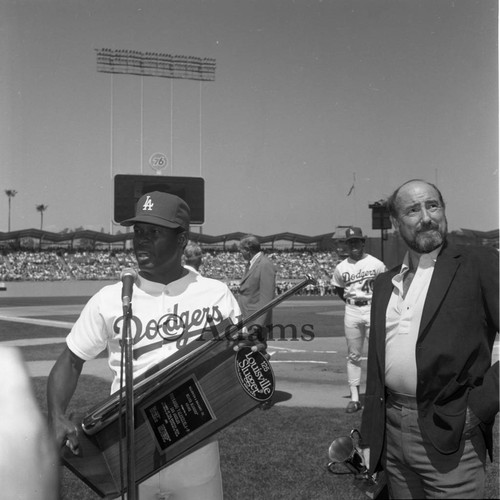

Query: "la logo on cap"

xmin=142 ymin=195 xmax=154 ymax=211
xmin=120 ymin=190 xmax=190 ymax=230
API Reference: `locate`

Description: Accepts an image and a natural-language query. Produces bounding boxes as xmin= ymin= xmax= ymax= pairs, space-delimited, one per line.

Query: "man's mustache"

xmin=417 ymin=221 xmax=440 ymax=233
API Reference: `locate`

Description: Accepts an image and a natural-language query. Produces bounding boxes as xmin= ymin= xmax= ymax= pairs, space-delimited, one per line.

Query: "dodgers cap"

xmin=121 ymin=191 xmax=190 ymax=231
xmin=345 ymin=226 xmax=366 ymax=241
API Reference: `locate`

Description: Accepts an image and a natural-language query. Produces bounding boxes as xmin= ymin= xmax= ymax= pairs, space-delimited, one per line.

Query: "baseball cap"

xmin=121 ymin=191 xmax=190 ymax=231
xmin=345 ymin=227 xmax=365 ymax=241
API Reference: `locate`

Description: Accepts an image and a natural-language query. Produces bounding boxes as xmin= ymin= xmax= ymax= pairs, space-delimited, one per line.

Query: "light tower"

xmin=5 ymin=189 xmax=17 ymax=232
xmin=95 ymin=49 xmax=216 ymax=234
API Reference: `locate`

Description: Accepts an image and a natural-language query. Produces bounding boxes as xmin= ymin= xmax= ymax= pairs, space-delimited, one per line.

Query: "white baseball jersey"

xmin=331 ymin=253 xmax=387 ymax=302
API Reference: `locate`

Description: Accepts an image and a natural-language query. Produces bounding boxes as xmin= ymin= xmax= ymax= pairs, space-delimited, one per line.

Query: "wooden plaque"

xmin=62 ymin=342 xmax=274 ymax=498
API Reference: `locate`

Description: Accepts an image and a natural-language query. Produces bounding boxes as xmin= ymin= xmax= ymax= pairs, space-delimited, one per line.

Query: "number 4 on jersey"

xmin=361 ymin=280 xmax=374 ymax=293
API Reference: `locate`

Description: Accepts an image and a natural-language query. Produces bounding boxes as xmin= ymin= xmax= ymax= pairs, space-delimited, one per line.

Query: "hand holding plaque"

xmin=229 ymin=325 xmax=268 ymax=357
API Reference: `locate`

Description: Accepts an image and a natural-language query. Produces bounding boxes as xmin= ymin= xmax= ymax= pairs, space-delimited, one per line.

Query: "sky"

xmin=0 ymin=0 xmax=498 ymax=239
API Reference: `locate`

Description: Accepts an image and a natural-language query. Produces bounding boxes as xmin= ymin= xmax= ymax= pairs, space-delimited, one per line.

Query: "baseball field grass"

xmin=28 ymin=374 xmax=500 ymax=500
xmin=31 ymin=375 xmax=369 ymax=500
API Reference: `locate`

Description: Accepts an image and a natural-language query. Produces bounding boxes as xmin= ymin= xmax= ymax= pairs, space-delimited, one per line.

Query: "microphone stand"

xmin=123 ymin=302 xmax=138 ymax=499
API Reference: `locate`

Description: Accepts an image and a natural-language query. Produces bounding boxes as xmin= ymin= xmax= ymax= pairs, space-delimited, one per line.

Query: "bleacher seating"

xmin=0 ymin=249 xmax=340 ymax=295
xmin=3 ymin=251 xmax=68 ymax=281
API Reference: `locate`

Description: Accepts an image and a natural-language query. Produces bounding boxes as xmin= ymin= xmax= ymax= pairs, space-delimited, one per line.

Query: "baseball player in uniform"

xmin=47 ymin=192 xmax=259 ymax=500
xmin=331 ymin=227 xmax=387 ymax=413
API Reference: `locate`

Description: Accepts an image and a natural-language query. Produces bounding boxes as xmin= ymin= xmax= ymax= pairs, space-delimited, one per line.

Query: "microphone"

xmin=327 ymin=429 xmax=387 ymax=498
xmin=120 ymin=268 xmax=137 ymax=311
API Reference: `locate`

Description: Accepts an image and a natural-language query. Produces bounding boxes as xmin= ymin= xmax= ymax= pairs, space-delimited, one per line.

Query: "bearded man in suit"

xmin=238 ymin=235 xmax=277 ymax=345
xmin=360 ymin=179 xmax=498 ymax=499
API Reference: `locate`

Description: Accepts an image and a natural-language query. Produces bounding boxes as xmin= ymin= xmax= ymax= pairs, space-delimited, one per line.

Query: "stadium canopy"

xmin=1 ymin=228 xmax=497 ymax=254
xmin=0 ymin=228 xmax=337 ymax=251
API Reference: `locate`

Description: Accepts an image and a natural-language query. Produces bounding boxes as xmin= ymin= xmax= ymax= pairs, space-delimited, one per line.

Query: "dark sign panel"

xmin=368 ymin=203 xmax=392 ymax=230
xmin=114 ymin=174 xmax=205 ymax=225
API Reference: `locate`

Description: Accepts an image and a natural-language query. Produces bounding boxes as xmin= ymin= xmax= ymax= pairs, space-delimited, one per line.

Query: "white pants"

xmin=344 ymin=304 xmax=371 ymax=388
xmin=135 ymin=440 xmax=223 ymax=500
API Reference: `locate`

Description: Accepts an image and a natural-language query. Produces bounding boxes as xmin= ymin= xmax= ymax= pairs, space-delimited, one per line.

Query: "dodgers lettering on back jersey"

xmin=331 ymin=254 xmax=387 ymax=302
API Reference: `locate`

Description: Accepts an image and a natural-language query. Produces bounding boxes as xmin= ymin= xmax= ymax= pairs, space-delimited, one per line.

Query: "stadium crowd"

xmin=0 ymin=248 xmax=339 ymax=295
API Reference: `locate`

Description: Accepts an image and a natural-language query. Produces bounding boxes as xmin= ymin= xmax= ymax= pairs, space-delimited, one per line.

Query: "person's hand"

xmin=463 ymin=406 xmax=481 ymax=437
xmin=361 ymin=447 xmax=370 ymax=471
xmin=50 ymin=413 xmax=81 ymax=455
xmin=228 ymin=325 xmax=269 ymax=358
xmin=229 ymin=325 xmax=273 ymax=409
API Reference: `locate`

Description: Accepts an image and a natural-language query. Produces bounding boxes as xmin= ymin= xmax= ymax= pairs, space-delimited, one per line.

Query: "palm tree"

xmin=5 ymin=189 xmax=17 ymax=232
xmin=36 ymin=204 xmax=49 ymax=230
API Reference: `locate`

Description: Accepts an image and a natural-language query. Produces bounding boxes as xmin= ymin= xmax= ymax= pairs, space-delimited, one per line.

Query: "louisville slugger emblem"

xmin=235 ymin=347 xmax=274 ymax=402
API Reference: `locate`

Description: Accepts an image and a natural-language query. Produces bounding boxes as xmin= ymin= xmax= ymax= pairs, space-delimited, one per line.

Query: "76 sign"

xmin=149 ymin=153 xmax=168 ymax=172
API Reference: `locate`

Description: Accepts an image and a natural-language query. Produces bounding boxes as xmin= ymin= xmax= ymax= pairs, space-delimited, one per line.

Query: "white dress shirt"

xmin=385 ymin=247 xmax=441 ymax=395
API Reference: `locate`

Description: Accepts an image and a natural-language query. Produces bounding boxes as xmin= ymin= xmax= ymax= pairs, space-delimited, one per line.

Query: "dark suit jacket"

xmin=361 ymin=243 xmax=499 ymax=473
xmin=238 ymin=253 xmax=276 ymax=337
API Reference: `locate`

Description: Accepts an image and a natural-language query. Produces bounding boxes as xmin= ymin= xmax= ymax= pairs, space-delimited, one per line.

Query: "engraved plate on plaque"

xmin=142 ymin=377 xmax=214 ymax=452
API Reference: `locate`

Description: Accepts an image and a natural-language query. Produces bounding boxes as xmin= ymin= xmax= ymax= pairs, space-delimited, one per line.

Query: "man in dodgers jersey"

xmin=47 ymin=191 xmax=255 ymax=500
xmin=331 ymin=226 xmax=387 ymax=413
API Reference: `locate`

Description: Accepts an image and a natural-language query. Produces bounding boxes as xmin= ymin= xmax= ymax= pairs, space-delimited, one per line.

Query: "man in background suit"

xmin=360 ymin=179 xmax=499 ymax=499
xmin=238 ymin=234 xmax=277 ymax=344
